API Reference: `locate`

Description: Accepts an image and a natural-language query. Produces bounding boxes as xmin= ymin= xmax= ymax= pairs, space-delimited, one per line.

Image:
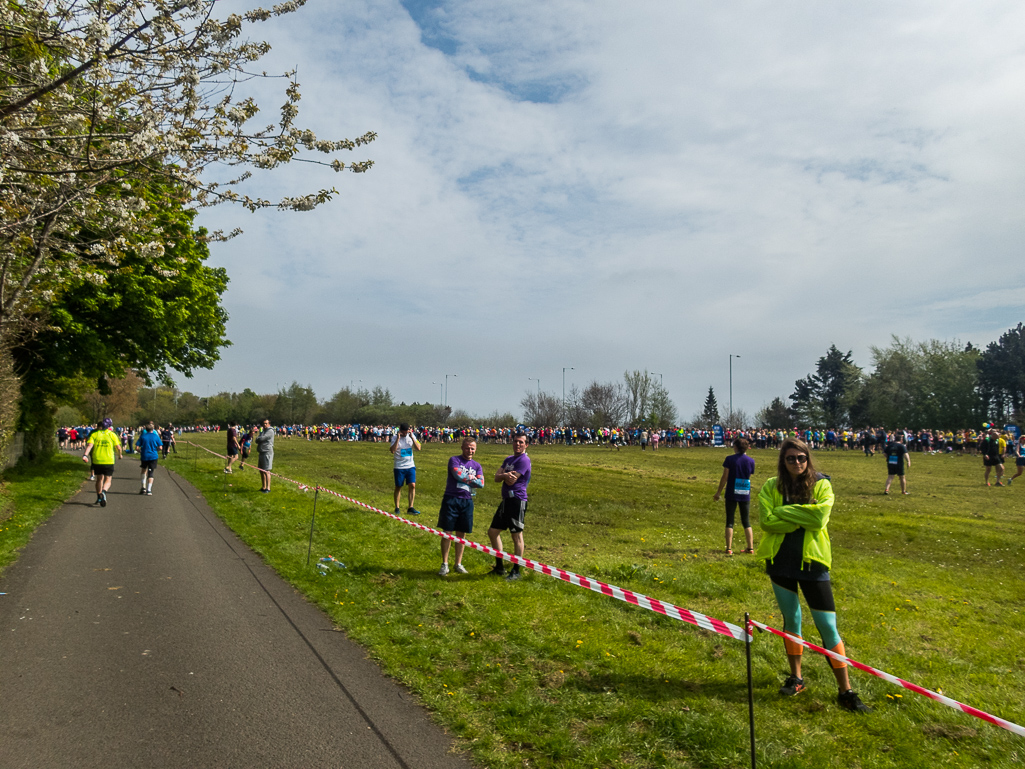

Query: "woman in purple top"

xmin=713 ymin=437 xmax=755 ymax=555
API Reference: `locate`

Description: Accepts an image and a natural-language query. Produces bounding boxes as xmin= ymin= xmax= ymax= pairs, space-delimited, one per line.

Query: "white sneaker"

xmin=437 ymin=563 xmax=449 ymax=576
xmin=453 ymin=563 xmax=469 ymax=574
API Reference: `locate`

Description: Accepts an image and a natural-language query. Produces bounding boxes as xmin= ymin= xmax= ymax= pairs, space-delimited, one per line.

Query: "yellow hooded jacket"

xmin=754 ymin=475 xmax=834 ymax=570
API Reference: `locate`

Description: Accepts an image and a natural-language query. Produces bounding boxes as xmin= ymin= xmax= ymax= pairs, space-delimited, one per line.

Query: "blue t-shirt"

xmin=722 ymin=453 xmax=755 ymax=502
xmin=137 ymin=430 xmax=163 ymax=461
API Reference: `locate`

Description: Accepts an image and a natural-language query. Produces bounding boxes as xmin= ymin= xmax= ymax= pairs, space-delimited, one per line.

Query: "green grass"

xmin=0 ymin=453 xmax=90 ymax=575
xmin=170 ymin=438 xmax=1025 ymax=768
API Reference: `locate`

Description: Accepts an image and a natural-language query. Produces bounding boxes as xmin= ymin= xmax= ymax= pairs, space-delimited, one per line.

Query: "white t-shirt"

xmin=392 ymin=433 xmax=416 ymax=469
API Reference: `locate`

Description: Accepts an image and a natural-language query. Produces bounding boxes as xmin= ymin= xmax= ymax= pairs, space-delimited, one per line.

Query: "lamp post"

xmin=445 ymin=373 xmax=457 ymax=407
xmin=729 ymin=355 xmax=740 ymax=418
xmin=562 ymin=367 xmax=574 ymax=419
xmin=432 ymin=381 xmax=442 ymax=404
xmin=528 ymin=377 xmax=540 ymax=394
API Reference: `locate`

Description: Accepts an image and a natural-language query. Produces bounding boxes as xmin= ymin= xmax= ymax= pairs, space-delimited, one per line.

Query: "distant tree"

xmin=81 ymin=370 xmax=144 ymax=424
xmin=563 ymin=385 xmax=591 ymax=426
xmin=721 ymin=408 xmax=751 ymax=431
xmin=646 ymin=383 xmax=679 ymax=428
xmin=862 ymin=337 xmax=981 ymax=429
xmin=977 ymin=323 xmax=1025 ymax=422
xmin=272 ymin=382 xmax=318 ymax=425
xmin=701 ymin=387 xmax=720 ymax=427
xmin=521 ymin=390 xmax=563 ymax=426
xmin=580 ymin=380 xmax=628 ymax=427
xmin=623 ymin=370 xmax=654 ymax=423
xmin=756 ymin=397 xmax=794 ymax=429
xmin=790 ymin=345 xmax=863 ymax=427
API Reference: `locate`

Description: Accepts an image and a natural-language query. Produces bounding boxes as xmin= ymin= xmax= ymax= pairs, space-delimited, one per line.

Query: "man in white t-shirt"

xmin=390 ymin=423 xmax=422 ymax=515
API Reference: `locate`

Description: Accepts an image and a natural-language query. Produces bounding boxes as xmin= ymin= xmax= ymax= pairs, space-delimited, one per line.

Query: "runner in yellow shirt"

xmin=83 ymin=418 xmax=123 ymax=507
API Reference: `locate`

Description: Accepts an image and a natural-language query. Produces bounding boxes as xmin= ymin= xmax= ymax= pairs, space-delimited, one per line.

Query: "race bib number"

xmin=400 ymin=447 xmax=413 ymax=458
xmin=733 ymin=479 xmax=751 ymax=497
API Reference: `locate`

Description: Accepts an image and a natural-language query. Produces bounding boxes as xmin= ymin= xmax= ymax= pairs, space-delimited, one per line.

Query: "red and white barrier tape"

xmin=750 ymin=620 xmax=1025 ymax=738
xmin=185 ymin=440 xmax=1025 ymax=736
xmin=185 ymin=441 xmax=748 ymax=642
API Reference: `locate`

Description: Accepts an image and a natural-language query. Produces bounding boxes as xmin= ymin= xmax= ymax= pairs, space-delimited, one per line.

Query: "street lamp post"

xmin=562 ymin=367 xmax=574 ymax=420
xmin=445 ymin=373 xmax=457 ymax=407
xmin=729 ymin=355 xmax=741 ymax=418
xmin=528 ymin=377 xmax=540 ymax=394
xmin=432 ymin=381 xmax=443 ymax=404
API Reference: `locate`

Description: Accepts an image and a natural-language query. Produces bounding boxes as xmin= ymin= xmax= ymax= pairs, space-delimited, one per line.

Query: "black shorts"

xmin=438 ymin=496 xmax=474 ymax=533
xmin=140 ymin=459 xmax=158 ymax=476
xmin=92 ymin=464 xmax=114 ymax=477
xmin=227 ymin=448 xmax=239 ymax=457
xmin=984 ymin=456 xmax=1003 ymax=467
xmin=490 ymin=497 xmax=527 ymax=534
xmin=886 ymin=462 xmax=905 ymax=476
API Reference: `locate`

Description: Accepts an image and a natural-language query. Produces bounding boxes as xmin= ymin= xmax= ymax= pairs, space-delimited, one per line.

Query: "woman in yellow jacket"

xmin=756 ymin=437 xmax=871 ymax=713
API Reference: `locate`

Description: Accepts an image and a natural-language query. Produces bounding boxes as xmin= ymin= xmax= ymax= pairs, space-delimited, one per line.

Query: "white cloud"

xmin=185 ymin=0 xmax=1025 ymax=420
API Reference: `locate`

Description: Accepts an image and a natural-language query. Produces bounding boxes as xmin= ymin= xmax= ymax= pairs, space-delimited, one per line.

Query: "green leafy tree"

xmin=756 ymin=397 xmax=794 ymax=429
xmin=13 ymin=196 xmax=228 ymax=459
xmin=977 ymin=324 xmax=1025 ymax=422
xmin=790 ymin=345 xmax=863 ymax=427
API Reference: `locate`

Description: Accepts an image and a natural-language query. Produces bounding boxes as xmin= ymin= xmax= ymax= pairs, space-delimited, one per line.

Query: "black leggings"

xmin=725 ymin=500 xmax=750 ymax=529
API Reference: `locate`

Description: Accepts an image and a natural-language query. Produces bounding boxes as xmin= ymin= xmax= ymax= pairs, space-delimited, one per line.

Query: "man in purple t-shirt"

xmin=437 ymin=438 xmax=484 ymax=577
xmin=488 ymin=432 xmax=531 ymax=581
xmin=712 ymin=437 xmax=755 ymax=555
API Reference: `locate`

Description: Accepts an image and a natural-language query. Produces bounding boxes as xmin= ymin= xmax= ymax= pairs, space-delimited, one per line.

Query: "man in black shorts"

xmin=883 ymin=437 xmax=910 ymax=495
xmin=980 ymin=428 xmax=1004 ymax=486
xmin=488 ymin=432 xmax=532 ymax=581
xmin=436 ymin=438 xmax=484 ymax=576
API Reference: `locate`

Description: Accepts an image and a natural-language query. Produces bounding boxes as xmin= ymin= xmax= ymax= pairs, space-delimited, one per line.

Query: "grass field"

xmin=168 ymin=437 xmax=1024 ymax=768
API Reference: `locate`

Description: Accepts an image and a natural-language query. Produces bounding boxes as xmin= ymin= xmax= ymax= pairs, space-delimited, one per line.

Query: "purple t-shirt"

xmin=444 ymin=455 xmax=484 ymax=500
xmin=722 ymin=453 xmax=755 ymax=502
xmin=500 ymin=452 xmax=531 ymax=500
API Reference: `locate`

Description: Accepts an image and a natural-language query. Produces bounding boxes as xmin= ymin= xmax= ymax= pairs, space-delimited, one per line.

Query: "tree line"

xmin=755 ymin=329 xmax=1025 ymax=430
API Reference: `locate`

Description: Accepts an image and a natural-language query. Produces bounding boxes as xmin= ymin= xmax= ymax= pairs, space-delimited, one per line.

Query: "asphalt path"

xmin=0 ymin=458 xmax=476 ymax=769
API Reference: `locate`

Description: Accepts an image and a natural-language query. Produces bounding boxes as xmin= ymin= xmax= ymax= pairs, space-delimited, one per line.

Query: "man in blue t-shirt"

xmin=137 ymin=421 xmax=163 ymax=496
xmin=436 ymin=438 xmax=484 ymax=576
xmin=488 ymin=432 xmax=532 ymax=581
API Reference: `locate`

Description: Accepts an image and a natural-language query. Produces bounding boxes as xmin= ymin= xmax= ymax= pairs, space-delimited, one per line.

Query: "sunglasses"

xmin=784 ymin=454 xmax=809 ymax=465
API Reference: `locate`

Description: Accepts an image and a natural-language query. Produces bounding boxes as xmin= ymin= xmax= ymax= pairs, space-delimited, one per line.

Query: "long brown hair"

xmin=776 ymin=437 xmax=818 ymax=504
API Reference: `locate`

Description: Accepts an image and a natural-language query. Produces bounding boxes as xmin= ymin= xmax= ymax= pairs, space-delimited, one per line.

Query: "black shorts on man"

xmin=92 ymin=464 xmax=114 ymax=477
xmin=438 ymin=496 xmax=474 ymax=533
xmin=490 ymin=498 xmax=527 ymax=533
xmin=140 ymin=459 xmax=158 ymax=477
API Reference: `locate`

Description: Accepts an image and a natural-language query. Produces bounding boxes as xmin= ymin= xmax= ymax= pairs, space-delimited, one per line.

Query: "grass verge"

xmin=0 ymin=453 xmax=88 ymax=576
xmin=171 ymin=437 xmax=1025 ymax=769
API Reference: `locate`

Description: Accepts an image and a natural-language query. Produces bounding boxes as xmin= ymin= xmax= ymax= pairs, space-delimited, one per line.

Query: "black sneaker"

xmin=837 ymin=689 xmax=872 ymax=713
xmin=779 ymin=675 xmax=805 ymax=696
xmin=407 ymin=507 xmax=422 ymax=516
xmin=488 ymin=565 xmax=507 ymax=577
xmin=99 ymin=493 xmax=106 ymax=508
xmin=139 ymin=488 xmax=146 ymax=495
xmin=505 ymin=570 xmax=522 ymax=581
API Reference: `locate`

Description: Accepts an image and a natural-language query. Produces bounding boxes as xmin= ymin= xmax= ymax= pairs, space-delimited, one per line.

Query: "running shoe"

xmin=139 ymin=488 xmax=146 ymax=495
xmin=453 ymin=563 xmax=469 ymax=574
xmin=779 ymin=675 xmax=805 ymax=696
xmin=996 ymin=481 xmax=1005 ymax=487
xmin=488 ymin=565 xmax=507 ymax=577
xmin=146 ymin=489 xmax=152 ymax=496
xmin=505 ymin=570 xmax=522 ymax=581
xmin=837 ymin=689 xmax=872 ymax=713
xmin=99 ymin=492 xmax=106 ymax=508
xmin=394 ymin=507 xmax=401 ymax=515
xmin=437 ymin=563 xmax=449 ymax=577
xmin=407 ymin=507 xmax=422 ymax=516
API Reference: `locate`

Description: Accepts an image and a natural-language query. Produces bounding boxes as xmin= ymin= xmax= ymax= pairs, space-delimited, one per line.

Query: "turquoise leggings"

xmin=770 ymin=576 xmax=842 ymax=650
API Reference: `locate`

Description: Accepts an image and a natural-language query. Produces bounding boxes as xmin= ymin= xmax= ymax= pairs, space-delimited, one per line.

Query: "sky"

xmin=183 ymin=0 xmax=1025 ymax=421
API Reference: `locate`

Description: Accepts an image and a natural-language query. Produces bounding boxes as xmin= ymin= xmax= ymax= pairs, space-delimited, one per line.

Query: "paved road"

xmin=0 ymin=459 xmax=475 ymax=769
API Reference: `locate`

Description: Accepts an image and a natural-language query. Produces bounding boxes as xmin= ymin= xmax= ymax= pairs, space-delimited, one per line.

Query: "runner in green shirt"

xmin=83 ymin=418 xmax=123 ymax=507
